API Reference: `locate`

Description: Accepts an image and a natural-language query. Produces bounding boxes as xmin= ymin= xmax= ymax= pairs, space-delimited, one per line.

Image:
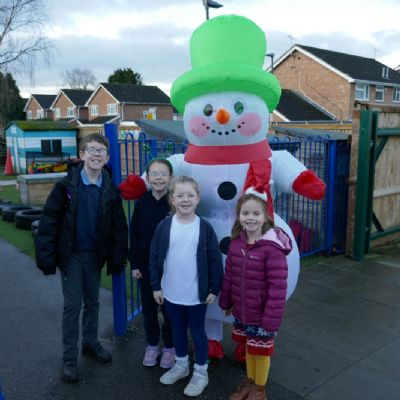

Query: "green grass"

xmin=0 ymin=182 xmax=20 ymax=203
xmin=0 ymin=218 xmax=36 ymax=258
xmin=0 ymin=174 xmax=17 ymax=181
xmin=0 ymin=178 xmax=137 ymax=293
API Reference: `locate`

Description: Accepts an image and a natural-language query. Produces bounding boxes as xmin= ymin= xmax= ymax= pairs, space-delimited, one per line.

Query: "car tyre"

xmin=15 ymin=209 xmax=42 ymax=230
xmin=2 ymin=205 xmax=35 ymax=222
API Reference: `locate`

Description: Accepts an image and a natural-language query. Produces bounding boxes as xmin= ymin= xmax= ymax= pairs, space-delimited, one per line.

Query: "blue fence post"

xmin=104 ymin=123 xmax=127 ymax=336
xmin=149 ymin=139 xmax=158 ymax=160
xmin=325 ymin=140 xmax=337 ymax=255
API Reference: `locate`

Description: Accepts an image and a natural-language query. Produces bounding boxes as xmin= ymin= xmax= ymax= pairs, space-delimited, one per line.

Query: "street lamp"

xmin=266 ymin=53 xmax=275 ymax=73
xmin=202 ymin=0 xmax=223 ymax=20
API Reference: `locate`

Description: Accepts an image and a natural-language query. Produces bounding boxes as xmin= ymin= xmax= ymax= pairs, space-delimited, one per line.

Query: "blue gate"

xmin=105 ymin=123 xmax=350 ymax=335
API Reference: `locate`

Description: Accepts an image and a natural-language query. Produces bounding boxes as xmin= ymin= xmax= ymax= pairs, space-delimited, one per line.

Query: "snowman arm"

xmin=272 ymin=150 xmax=307 ymax=193
xmin=272 ymin=150 xmax=326 ymax=199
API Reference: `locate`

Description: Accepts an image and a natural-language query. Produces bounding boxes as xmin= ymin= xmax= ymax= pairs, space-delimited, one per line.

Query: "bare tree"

xmin=0 ymin=0 xmax=53 ymax=71
xmin=62 ymin=67 xmax=97 ymax=90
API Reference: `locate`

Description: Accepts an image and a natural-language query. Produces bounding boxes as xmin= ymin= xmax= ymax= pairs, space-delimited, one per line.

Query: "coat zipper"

xmin=241 ymin=247 xmax=246 ymax=323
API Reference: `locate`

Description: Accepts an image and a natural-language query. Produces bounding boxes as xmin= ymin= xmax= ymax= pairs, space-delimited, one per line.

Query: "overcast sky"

xmin=16 ymin=0 xmax=400 ymax=98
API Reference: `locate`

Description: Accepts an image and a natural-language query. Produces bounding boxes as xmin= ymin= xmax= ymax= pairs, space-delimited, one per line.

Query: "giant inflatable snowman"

xmin=164 ymin=15 xmax=326 ymax=353
xmin=120 ymin=15 xmax=326 ymax=356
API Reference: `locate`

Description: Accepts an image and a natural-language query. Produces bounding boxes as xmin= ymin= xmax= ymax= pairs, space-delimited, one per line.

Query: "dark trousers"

xmin=139 ymin=274 xmax=173 ymax=348
xmin=165 ymin=300 xmax=208 ymax=365
xmin=60 ymin=251 xmax=101 ymax=364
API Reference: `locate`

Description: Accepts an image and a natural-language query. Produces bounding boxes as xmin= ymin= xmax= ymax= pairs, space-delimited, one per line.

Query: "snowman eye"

xmin=203 ymin=104 xmax=213 ymax=117
xmin=234 ymin=102 xmax=244 ymax=114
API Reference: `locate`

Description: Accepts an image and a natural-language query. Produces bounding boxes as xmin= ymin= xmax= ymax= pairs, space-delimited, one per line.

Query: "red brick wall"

xmin=26 ymin=98 xmax=41 ymax=119
xmin=45 ymin=109 xmax=54 ymax=120
xmin=78 ymin=107 xmax=89 ymax=120
xmin=123 ymin=104 xmax=173 ymax=120
xmin=87 ymin=88 xmax=119 ymax=120
xmin=53 ymin=94 xmax=74 ymax=119
xmin=274 ymin=50 xmax=352 ymax=120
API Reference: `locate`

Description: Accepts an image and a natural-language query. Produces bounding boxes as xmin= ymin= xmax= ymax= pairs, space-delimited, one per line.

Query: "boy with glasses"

xmin=35 ymin=133 xmax=128 ymax=383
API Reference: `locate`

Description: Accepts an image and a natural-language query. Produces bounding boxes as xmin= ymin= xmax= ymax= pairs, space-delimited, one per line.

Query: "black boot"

xmin=82 ymin=343 xmax=112 ymax=363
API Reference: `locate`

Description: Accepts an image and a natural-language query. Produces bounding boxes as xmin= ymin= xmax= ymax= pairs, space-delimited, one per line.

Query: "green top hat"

xmin=171 ymin=14 xmax=281 ymax=113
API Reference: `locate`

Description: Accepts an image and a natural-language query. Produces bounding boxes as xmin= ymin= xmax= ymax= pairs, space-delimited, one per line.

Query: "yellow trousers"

xmin=246 ymin=348 xmax=270 ymax=386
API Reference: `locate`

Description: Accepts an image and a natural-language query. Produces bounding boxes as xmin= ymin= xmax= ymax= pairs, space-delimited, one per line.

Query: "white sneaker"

xmin=160 ymin=362 xmax=189 ymax=385
xmin=183 ymin=371 xmax=209 ymax=397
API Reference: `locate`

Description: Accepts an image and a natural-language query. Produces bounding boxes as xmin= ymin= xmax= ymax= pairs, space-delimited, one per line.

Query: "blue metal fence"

xmin=105 ymin=123 xmax=350 ymax=335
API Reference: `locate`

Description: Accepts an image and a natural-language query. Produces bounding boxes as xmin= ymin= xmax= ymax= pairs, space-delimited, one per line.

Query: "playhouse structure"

xmin=5 ymin=121 xmax=78 ymax=174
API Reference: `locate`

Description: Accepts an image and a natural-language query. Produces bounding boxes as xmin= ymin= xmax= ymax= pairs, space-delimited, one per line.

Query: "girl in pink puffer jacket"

xmin=219 ymin=193 xmax=291 ymax=400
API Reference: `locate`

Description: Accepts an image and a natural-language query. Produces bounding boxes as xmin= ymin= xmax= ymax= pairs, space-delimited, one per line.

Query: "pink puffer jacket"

xmin=219 ymin=228 xmax=291 ymax=333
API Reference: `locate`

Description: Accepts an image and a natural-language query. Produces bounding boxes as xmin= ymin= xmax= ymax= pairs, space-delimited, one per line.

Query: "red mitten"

xmin=118 ymin=174 xmax=147 ymax=200
xmin=292 ymin=170 xmax=326 ymax=200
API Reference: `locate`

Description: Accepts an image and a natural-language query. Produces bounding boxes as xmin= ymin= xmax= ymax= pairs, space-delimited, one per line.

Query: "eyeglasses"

xmin=85 ymin=147 xmax=108 ymax=156
xmin=173 ymin=193 xmax=197 ymax=200
xmin=148 ymin=172 xmax=170 ymax=177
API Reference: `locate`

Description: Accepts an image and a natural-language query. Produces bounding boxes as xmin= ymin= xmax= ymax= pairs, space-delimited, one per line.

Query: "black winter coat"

xmin=35 ymin=162 xmax=128 ymax=275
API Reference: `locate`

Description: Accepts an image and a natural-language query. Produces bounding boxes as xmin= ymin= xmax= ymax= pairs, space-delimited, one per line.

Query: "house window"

xmin=107 ymin=103 xmax=118 ymax=115
xmin=41 ymin=139 xmax=62 ymax=156
xmin=382 ymin=67 xmax=389 ymax=79
xmin=375 ymin=86 xmax=384 ymax=102
xmin=27 ymin=110 xmax=32 ymax=119
xmin=143 ymin=107 xmax=157 ymax=120
xmin=54 ymin=108 xmax=61 ymax=118
xmin=393 ymin=87 xmax=400 ymax=103
xmin=355 ymin=83 xmax=369 ymax=100
xmin=36 ymin=109 xmax=44 ymax=119
xmin=90 ymin=105 xmax=98 ymax=116
xmin=67 ymin=107 xmax=75 ymax=117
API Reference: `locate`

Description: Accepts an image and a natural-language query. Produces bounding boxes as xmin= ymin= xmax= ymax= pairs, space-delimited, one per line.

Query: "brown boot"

xmin=247 ymin=384 xmax=266 ymax=400
xmin=229 ymin=377 xmax=255 ymax=400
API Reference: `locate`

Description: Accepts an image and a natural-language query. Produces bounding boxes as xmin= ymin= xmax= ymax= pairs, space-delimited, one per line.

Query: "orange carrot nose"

xmin=216 ymin=108 xmax=230 ymax=124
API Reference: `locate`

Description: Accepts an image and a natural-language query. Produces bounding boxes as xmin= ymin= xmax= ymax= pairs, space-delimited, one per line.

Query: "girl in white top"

xmin=150 ymin=176 xmax=223 ymax=397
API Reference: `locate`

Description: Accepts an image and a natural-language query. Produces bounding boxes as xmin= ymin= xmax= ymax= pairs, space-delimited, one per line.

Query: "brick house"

xmin=85 ymin=83 xmax=173 ymax=123
xmin=273 ymin=45 xmax=400 ymax=121
xmin=24 ymin=94 xmax=56 ymax=120
xmin=51 ymin=89 xmax=93 ymax=121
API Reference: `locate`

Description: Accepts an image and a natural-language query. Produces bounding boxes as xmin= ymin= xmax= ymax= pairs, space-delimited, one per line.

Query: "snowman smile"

xmin=214 ymin=128 xmax=236 ymax=136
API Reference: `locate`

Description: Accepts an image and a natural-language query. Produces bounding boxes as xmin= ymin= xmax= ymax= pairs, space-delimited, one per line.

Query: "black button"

xmin=218 ymin=181 xmax=237 ymax=200
xmin=220 ymin=237 xmax=231 ymax=255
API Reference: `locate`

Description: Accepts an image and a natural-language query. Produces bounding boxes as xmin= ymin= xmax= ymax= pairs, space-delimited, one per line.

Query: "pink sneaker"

xmin=143 ymin=345 xmax=160 ymax=367
xmin=160 ymin=347 xmax=175 ymax=369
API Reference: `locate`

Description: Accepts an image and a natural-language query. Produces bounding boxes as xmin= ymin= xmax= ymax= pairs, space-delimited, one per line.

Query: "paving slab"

xmin=360 ymin=337 xmax=400 ymax=383
xmin=271 ymin=331 xmax=353 ymax=397
xmin=306 ymin=363 xmax=400 ymax=400
xmin=288 ymin=313 xmax=395 ymax=362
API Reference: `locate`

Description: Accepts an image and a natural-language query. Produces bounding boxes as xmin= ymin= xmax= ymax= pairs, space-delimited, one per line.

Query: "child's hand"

xmin=153 ymin=290 xmax=164 ymax=305
xmin=132 ymin=269 xmax=142 ymax=279
xmin=223 ymin=308 xmax=232 ymax=317
xmin=205 ymin=294 xmax=216 ymax=304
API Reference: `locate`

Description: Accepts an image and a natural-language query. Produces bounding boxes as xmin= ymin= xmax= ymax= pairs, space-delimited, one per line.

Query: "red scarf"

xmin=184 ymin=140 xmax=272 ymax=165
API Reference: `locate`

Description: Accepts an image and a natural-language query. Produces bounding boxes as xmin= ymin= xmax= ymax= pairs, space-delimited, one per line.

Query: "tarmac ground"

xmin=0 ymin=238 xmax=400 ymax=400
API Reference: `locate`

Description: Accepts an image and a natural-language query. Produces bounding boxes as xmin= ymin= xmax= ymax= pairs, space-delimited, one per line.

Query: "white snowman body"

xmin=166 ymin=92 xmax=305 ymax=333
